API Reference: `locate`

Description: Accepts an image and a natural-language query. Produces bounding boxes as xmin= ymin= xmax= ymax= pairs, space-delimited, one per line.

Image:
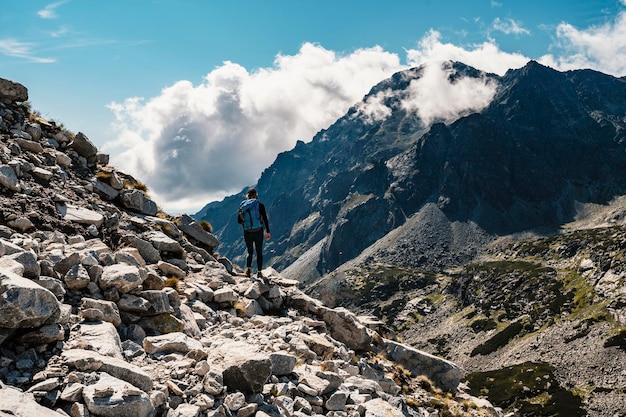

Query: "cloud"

xmin=492 ymin=18 xmax=531 ymax=36
xmin=38 ymin=1 xmax=67 ymax=19
xmin=106 ymin=4 xmax=626 ymax=214
xmin=405 ymin=30 xmax=529 ymax=75
xmin=0 ymin=38 xmax=55 ymax=63
xmin=400 ymin=62 xmax=498 ymax=126
xmin=354 ymin=89 xmax=394 ymax=124
xmin=538 ymin=7 xmax=626 ymax=76
xmin=107 ymin=34 xmax=527 ymax=214
xmin=106 ymin=43 xmax=403 ymax=213
xmin=50 ymin=26 xmax=69 ymax=38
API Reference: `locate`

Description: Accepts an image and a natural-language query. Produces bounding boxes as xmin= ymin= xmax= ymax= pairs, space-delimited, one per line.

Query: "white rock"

xmin=82 ymin=373 xmax=154 ymax=417
xmin=143 ymin=332 xmax=203 ymax=354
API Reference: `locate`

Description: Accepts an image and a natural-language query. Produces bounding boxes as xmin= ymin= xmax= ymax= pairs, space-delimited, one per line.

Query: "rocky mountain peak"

xmin=0 ymin=78 xmax=500 ymax=416
xmin=197 ymin=60 xmax=626 ymax=280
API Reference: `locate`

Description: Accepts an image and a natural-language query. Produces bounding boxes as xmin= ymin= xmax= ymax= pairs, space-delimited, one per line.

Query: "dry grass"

xmin=200 ymin=220 xmax=213 ymax=233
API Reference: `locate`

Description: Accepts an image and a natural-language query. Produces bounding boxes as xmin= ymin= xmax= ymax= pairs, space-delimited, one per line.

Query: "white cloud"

xmin=400 ymin=62 xmax=498 ymax=126
xmin=107 ymin=33 xmax=524 ymax=214
xmin=406 ymin=30 xmax=529 ymax=75
xmin=0 ymin=38 xmax=55 ymax=63
xmin=354 ymin=89 xmax=394 ymax=123
xmin=106 ymin=4 xmax=626 ymax=214
xmin=38 ymin=1 xmax=67 ymax=19
xmin=492 ymin=18 xmax=531 ymax=36
xmin=50 ymin=26 xmax=69 ymax=38
xmin=539 ymin=7 xmax=626 ymax=76
xmin=106 ymin=43 xmax=402 ymax=213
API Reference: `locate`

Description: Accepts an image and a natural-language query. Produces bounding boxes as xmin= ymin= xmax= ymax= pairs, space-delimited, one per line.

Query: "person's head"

xmin=247 ymin=188 xmax=258 ymax=199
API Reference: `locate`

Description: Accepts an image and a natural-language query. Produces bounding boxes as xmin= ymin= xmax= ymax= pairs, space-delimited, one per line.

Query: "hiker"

xmin=238 ymin=188 xmax=271 ymax=280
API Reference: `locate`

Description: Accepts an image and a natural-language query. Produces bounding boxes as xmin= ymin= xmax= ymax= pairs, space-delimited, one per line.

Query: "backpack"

xmin=239 ymin=198 xmax=263 ymax=231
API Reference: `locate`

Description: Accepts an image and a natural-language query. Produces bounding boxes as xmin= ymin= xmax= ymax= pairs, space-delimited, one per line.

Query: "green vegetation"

xmin=471 ymin=318 xmax=530 ymax=356
xmin=604 ymin=327 xmax=626 ymax=351
xmin=465 ymin=260 xmax=555 ymax=277
xmin=466 ymin=362 xmax=585 ymax=416
xmin=340 ymin=264 xmax=439 ymax=323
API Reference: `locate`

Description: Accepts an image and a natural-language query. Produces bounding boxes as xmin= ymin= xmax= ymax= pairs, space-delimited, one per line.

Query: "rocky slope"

xmin=0 ymin=79 xmax=503 ymax=417
xmin=307 ymin=198 xmax=626 ymax=416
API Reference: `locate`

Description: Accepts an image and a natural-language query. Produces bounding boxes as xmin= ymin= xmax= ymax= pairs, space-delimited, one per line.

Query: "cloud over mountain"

xmin=105 ymin=6 xmax=626 ymax=214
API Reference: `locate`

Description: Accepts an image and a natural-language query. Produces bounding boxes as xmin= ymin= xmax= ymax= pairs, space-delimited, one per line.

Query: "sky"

xmin=1 ymin=1 xmax=626 ymax=215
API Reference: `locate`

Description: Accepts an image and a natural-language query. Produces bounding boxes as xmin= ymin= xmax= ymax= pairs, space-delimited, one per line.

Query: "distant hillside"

xmin=197 ymin=61 xmax=626 ymax=281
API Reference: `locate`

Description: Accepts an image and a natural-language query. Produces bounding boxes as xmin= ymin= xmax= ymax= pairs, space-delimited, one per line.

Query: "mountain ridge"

xmin=196 ymin=60 xmax=626 ymax=279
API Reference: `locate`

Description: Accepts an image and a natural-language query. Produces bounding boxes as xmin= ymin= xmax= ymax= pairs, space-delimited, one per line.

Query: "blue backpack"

xmin=239 ymin=199 xmax=263 ymax=231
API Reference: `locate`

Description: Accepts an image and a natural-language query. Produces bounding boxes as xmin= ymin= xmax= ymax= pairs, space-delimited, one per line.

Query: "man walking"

xmin=238 ymin=188 xmax=271 ymax=280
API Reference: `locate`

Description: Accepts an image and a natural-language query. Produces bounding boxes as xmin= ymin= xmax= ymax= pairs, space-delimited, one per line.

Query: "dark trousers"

xmin=244 ymin=228 xmax=264 ymax=271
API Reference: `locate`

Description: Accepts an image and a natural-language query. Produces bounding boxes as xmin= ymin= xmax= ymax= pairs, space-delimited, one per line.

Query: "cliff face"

xmin=197 ymin=61 xmax=626 ymax=280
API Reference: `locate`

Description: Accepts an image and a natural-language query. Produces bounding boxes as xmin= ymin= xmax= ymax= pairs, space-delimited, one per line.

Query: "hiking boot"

xmin=245 ymin=268 xmax=251 ymax=278
xmin=258 ymin=271 xmax=270 ymax=284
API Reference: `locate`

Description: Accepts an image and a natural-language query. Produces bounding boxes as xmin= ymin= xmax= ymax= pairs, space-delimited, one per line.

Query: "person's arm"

xmin=259 ymin=203 xmax=271 ymax=239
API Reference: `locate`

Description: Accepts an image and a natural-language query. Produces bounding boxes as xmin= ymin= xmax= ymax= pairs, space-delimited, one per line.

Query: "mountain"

xmin=196 ymin=60 xmax=626 ymax=281
xmin=0 ymin=79 xmax=500 ymax=416
xmin=194 ymin=61 xmax=626 ymax=416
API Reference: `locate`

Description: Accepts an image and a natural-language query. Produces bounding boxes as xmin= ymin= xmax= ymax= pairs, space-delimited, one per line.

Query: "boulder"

xmin=64 ymin=263 xmax=91 ymax=290
xmin=285 ymin=289 xmax=372 ymax=351
xmin=0 ymin=269 xmax=60 ymax=329
xmin=0 ymin=382 xmax=67 ymax=417
xmin=67 ymin=321 xmax=124 ymax=359
xmin=0 ymin=164 xmax=21 ymax=192
xmin=145 ymin=230 xmax=184 ymax=255
xmin=120 ymin=189 xmax=158 ymax=216
xmin=176 ymin=214 xmax=220 ymax=248
xmin=221 ymin=348 xmax=272 ymax=394
xmin=70 ymin=132 xmax=97 ymax=158
xmin=142 ymin=331 xmax=203 ymax=354
xmin=5 ymin=250 xmax=40 ymax=278
xmin=360 ymin=398 xmax=406 ymax=417
xmin=269 ymin=351 xmax=297 ymax=376
xmin=80 ymin=298 xmax=122 ymax=327
xmin=123 ymin=235 xmax=161 ymax=264
xmin=0 ymin=78 xmax=28 ymax=101
xmin=138 ymin=313 xmax=185 ymax=335
xmin=56 ymin=204 xmax=104 ymax=227
xmin=139 ymin=290 xmax=172 ymax=315
xmin=384 ymin=339 xmax=463 ymax=392
xmin=82 ymin=374 xmax=154 ymax=417
xmin=91 ymin=178 xmax=119 ymax=201
xmin=16 ymin=323 xmax=64 ymax=346
xmin=99 ymin=264 xmax=145 ymax=294
xmin=62 ymin=349 xmax=153 ymax=392
xmin=15 ymin=138 xmax=43 ymax=153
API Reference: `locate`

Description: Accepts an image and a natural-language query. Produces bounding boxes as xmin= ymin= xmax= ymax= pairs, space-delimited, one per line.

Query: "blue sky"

xmin=1 ymin=1 xmax=625 ymax=214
